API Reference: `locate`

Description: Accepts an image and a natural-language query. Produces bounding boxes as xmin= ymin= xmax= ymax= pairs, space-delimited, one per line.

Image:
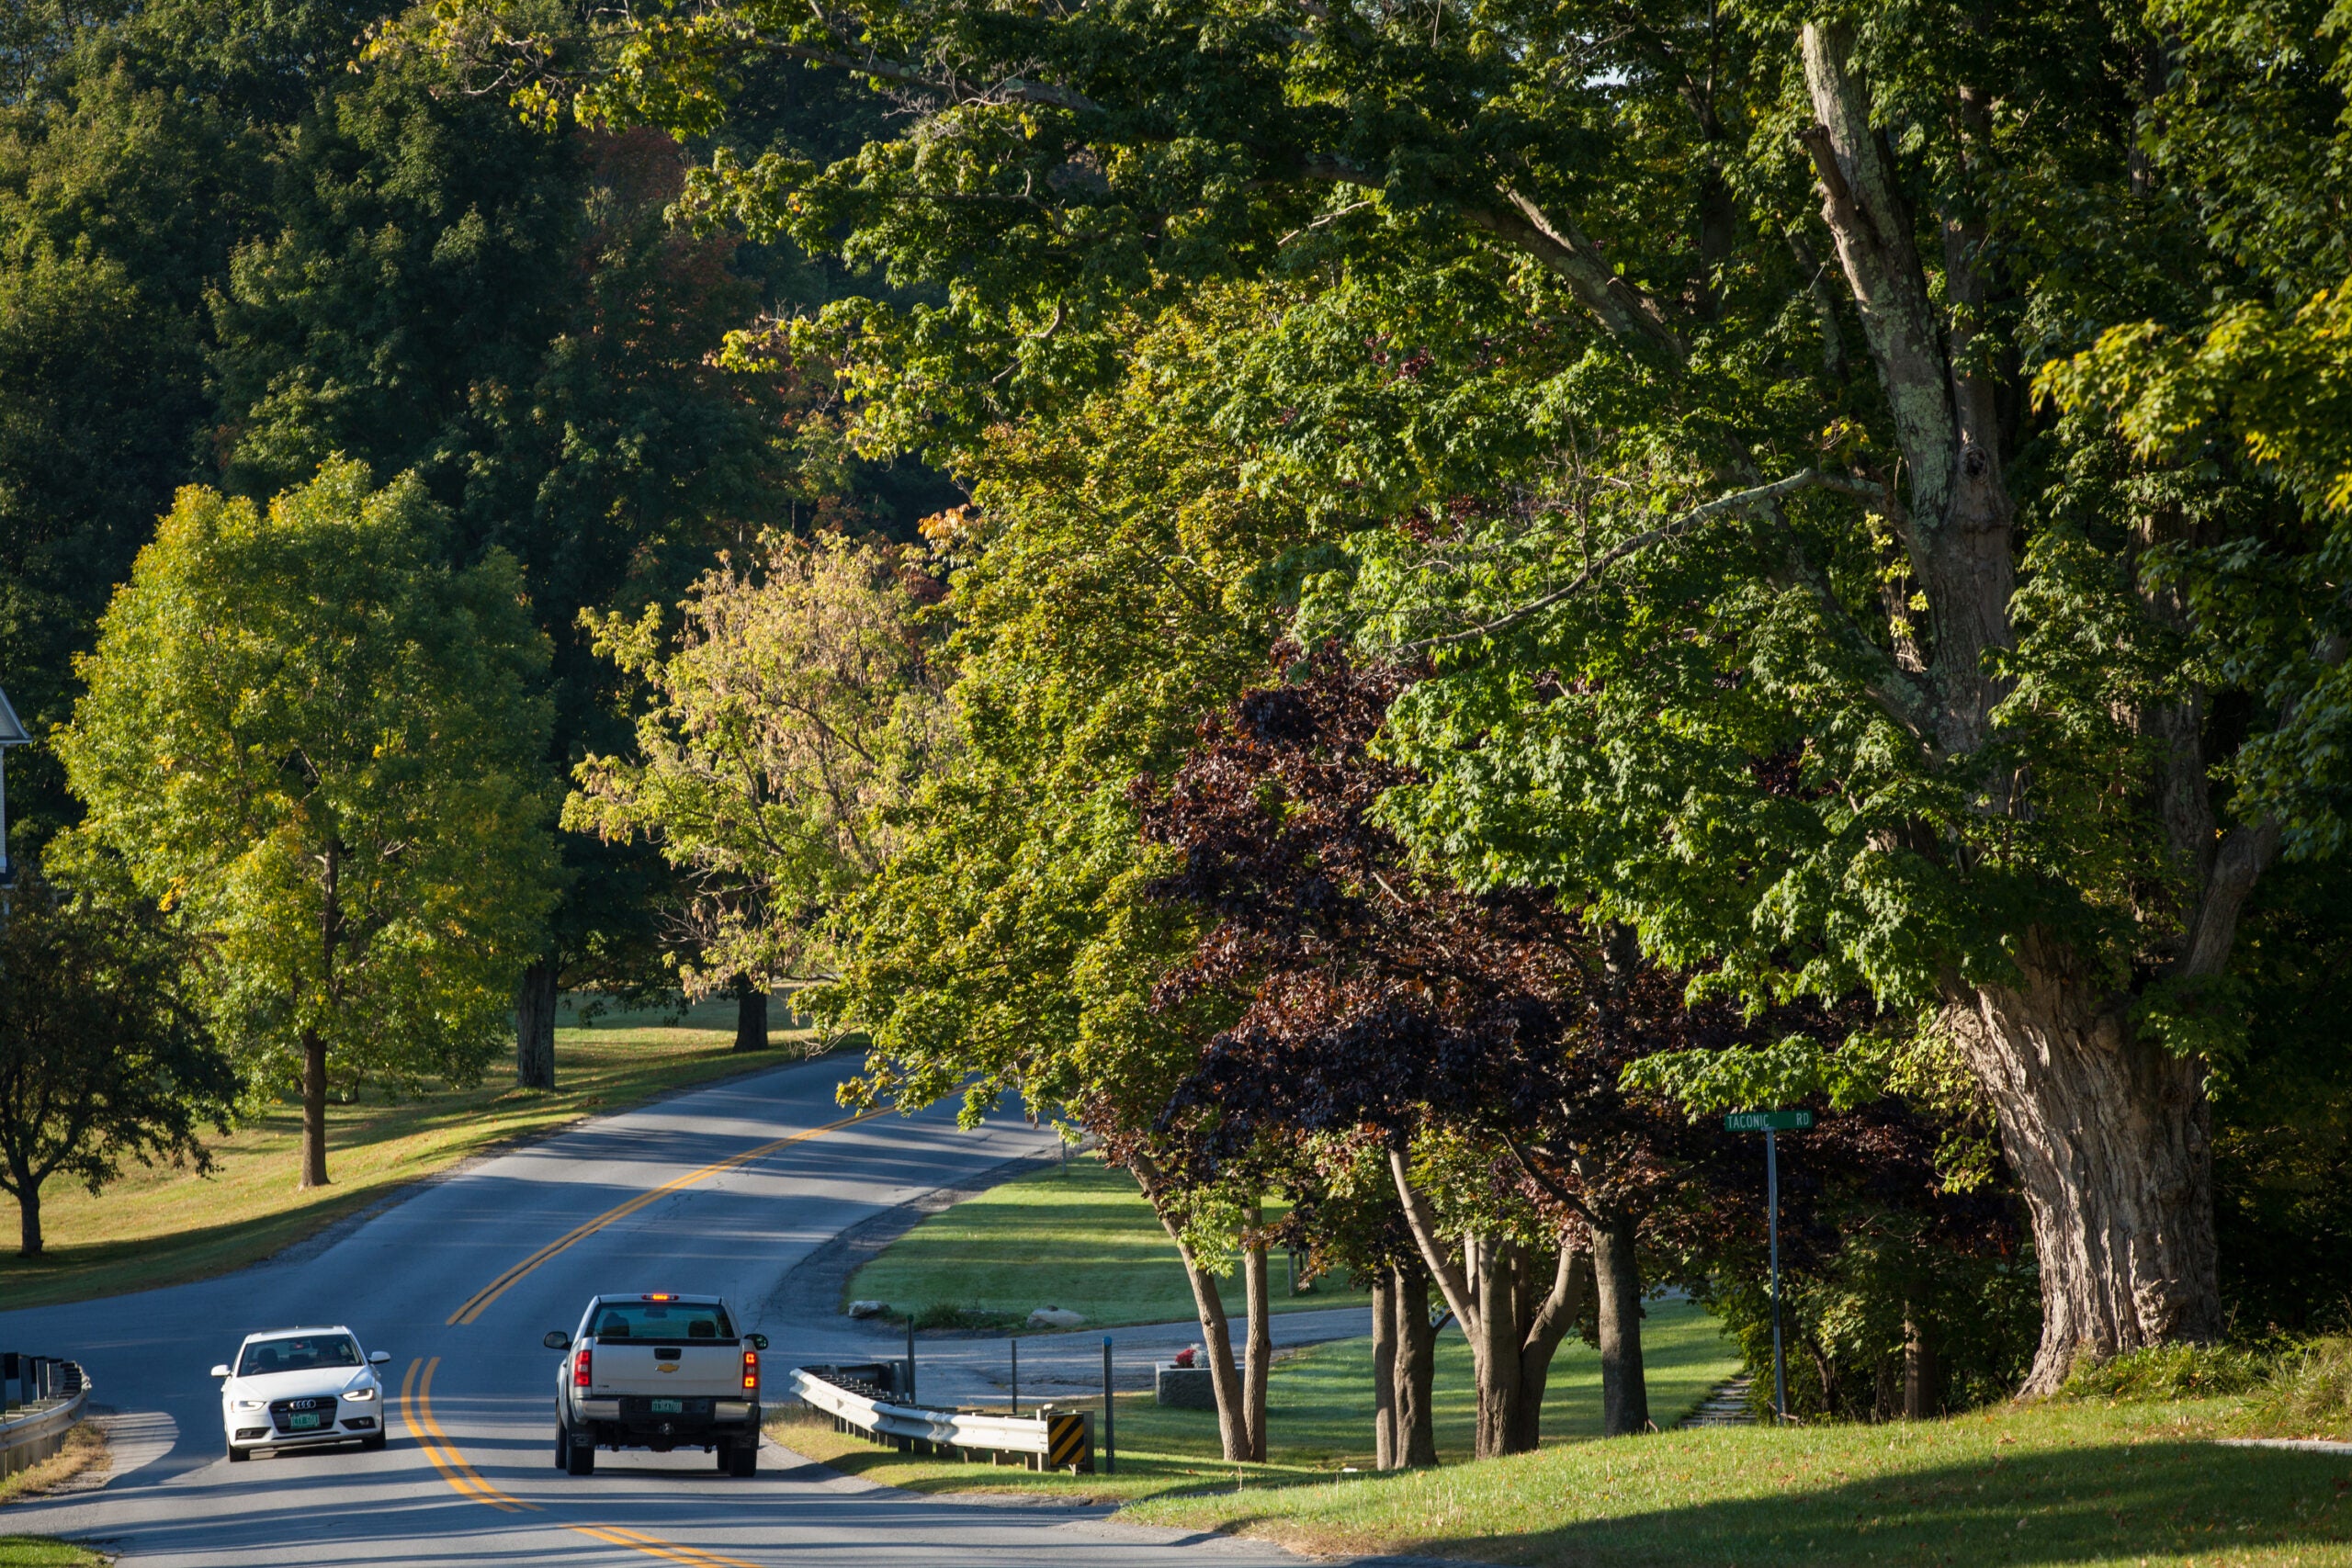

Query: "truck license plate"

xmin=287 ymin=1413 xmax=324 ymax=1430
xmin=650 ymin=1399 xmax=683 ymax=1414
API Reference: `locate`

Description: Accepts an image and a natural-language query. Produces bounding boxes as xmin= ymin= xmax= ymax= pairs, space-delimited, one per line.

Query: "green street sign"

xmin=1724 ymin=1109 xmax=1815 ymax=1133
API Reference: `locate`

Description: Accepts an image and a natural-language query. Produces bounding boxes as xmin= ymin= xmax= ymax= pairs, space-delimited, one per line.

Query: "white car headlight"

xmin=343 ymin=1387 xmax=377 ymax=1402
xmin=233 ymin=1399 xmax=265 ymax=1411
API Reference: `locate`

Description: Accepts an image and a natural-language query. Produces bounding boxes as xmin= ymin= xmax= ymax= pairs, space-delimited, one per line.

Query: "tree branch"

xmin=1459 ymin=191 xmax=1685 ymax=367
xmin=1402 ymin=468 xmax=1881 ymax=652
xmin=2176 ymin=631 xmax=2348 ymax=980
xmin=1389 ymin=1144 xmax=1480 ymax=1340
xmin=1520 ymin=1232 xmax=1588 ymax=1371
xmin=753 ymin=36 xmax=1103 ymax=113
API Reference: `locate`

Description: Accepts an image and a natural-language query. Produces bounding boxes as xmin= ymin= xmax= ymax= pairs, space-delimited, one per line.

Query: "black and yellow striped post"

xmin=1045 ymin=1411 xmax=1092 ymax=1472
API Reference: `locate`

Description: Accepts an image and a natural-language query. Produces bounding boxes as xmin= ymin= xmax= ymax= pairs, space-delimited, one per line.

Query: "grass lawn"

xmin=771 ymin=1295 xmax=1740 ymax=1500
xmin=1126 ymin=1398 xmax=2352 ymax=1568
xmin=0 ymin=996 xmax=820 ymax=1311
xmin=847 ymin=1154 xmax=1336 ymax=1328
xmin=0 ymin=1540 xmax=107 ymax=1567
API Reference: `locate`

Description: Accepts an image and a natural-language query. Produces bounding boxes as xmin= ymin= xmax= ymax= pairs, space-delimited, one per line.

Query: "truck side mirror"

xmin=544 ymin=1331 xmax=571 ymax=1350
xmin=747 ymin=1334 xmax=769 ymax=1351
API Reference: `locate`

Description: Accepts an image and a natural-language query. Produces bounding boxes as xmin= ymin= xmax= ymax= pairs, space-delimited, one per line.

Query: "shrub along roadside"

xmin=2255 ymin=1339 xmax=2352 ymax=1439
xmin=2060 ymin=1337 xmax=2352 ymax=1441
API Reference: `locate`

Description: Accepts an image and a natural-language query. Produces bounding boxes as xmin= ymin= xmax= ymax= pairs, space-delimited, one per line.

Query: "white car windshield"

xmin=237 ymin=1335 xmax=363 ymax=1377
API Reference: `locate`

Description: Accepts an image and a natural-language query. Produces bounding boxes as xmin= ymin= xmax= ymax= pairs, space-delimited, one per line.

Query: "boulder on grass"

xmin=1026 ymin=1306 xmax=1085 ymax=1329
xmin=847 ymin=1300 xmax=889 ymax=1319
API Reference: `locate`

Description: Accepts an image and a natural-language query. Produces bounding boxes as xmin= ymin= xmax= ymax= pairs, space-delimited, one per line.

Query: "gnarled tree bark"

xmin=1939 ymin=936 xmax=2221 ymax=1390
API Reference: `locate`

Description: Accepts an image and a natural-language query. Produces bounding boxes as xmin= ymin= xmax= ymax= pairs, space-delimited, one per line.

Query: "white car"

xmin=211 ymin=1326 xmax=392 ymax=1462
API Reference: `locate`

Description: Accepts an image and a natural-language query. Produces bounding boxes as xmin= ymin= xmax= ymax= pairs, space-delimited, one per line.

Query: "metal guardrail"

xmin=785 ymin=1364 xmax=1092 ymax=1472
xmin=0 ymin=1356 xmax=89 ymax=1480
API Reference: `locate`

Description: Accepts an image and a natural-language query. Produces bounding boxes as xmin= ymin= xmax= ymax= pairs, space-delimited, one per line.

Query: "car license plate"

xmin=287 ymin=1412 xmax=324 ymax=1430
xmin=650 ymin=1399 xmax=683 ymax=1414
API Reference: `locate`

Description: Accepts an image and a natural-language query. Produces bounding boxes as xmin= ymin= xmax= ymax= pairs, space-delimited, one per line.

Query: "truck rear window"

xmin=589 ymin=1302 xmax=735 ymax=1344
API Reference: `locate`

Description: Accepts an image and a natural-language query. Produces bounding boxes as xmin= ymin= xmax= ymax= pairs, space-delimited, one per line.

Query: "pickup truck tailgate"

xmin=588 ymin=1344 xmax=748 ymax=1399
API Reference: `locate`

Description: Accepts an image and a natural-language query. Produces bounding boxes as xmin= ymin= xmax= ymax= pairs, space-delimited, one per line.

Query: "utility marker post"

xmin=905 ymin=1315 xmax=916 ymax=1405
xmin=0 ymin=684 xmax=28 ymax=915
xmin=1724 ymin=1108 xmax=1815 ymax=1423
xmin=1010 ymin=1337 xmax=1019 ymax=1416
xmin=1101 ymin=1337 xmax=1114 ymax=1475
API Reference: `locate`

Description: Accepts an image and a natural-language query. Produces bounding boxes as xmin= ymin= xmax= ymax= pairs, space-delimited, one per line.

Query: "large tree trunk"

xmin=1393 ymin=1264 xmax=1439 ymax=1466
xmin=1795 ymin=22 xmax=2231 ymax=1395
xmin=1243 ymin=1224 xmax=1271 ymax=1461
xmin=300 ymin=1027 xmax=330 ymax=1189
xmin=733 ymin=976 xmax=769 ymax=1052
xmin=1467 ymin=1233 xmax=1528 ymax=1457
xmin=1371 ymin=1268 xmax=1398 ymax=1470
xmin=1904 ymin=1304 xmax=1939 ymax=1419
xmin=515 ymin=958 xmax=558 ymax=1089
xmin=1593 ymin=1213 xmax=1649 ymax=1436
xmin=16 ymin=1179 xmax=40 ymax=1258
xmin=1943 ymin=942 xmax=2222 ymax=1393
xmin=1390 ymin=1148 xmax=1583 ymax=1457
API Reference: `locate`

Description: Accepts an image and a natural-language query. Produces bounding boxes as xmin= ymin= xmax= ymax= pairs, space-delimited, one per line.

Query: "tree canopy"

xmin=420 ymin=0 xmax=2352 ymax=1391
xmin=57 ymin=458 xmax=561 ymax=1187
xmin=0 ymin=863 xmax=237 ymax=1257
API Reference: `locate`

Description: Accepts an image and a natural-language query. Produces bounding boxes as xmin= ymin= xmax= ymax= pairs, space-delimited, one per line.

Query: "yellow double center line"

xmin=403 ymin=1359 xmax=759 ymax=1567
xmin=403 ymin=1357 xmax=533 ymax=1512
xmin=447 ymin=1108 xmax=882 ymax=1325
xmin=412 ymin=1106 xmax=885 ymax=1566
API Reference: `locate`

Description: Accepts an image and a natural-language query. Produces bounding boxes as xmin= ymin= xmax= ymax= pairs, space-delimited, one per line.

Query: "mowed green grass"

xmin=0 ymin=1540 xmax=107 ymax=1568
xmin=1126 ymin=1397 xmax=2352 ymax=1568
xmin=772 ymin=1296 xmax=1739 ymax=1498
xmin=848 ymin=1154 xmax=1333 ymax=1327
xmin=0 ymin=996 xmax=818 ymax=1310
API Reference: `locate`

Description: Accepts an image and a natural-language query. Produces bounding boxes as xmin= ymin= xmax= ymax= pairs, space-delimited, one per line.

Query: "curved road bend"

xmin=0 ymin=1056 xmax=1306 ymax=1567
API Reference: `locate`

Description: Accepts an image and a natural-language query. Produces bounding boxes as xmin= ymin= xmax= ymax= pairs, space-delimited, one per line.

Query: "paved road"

xmin=0 ymin=1057 xmax=1317 ymax=1567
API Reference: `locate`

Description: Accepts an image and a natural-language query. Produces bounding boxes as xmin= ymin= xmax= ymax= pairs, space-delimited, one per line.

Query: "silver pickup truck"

xmin=543 ymin=1293 xmax=769 ymax=1476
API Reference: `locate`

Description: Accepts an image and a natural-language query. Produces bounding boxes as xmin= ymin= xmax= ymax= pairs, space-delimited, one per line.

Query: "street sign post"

xmin=0 ymin=685 xmax=28 ymax=908
xmin=1725 ymin=1108 xmax=1815 ymax=1421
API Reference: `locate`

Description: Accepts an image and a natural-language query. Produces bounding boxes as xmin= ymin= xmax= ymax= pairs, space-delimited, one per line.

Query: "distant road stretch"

xmin=0 ymin=1057 xmax=1307 ymax=1567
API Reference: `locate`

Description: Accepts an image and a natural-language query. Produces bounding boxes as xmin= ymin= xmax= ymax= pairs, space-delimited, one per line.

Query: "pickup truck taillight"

xmin=573 ymin=1348 xmax=593 ymax=1389
xmin=741 ymin=1348 xmax=758 ymax=1391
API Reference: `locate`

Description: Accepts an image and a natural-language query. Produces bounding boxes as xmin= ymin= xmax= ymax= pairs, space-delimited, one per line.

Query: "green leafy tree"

xmin=4 ymin=1 xmax=874 ymax=1092
xmin=421 ymin=0 xmax=2352 ymax=1389
xmin=0 ymin=863 xmax=237 ymax=1257
xmin=822 ymin=300 xmax=1323 ymax=1460
xmin=565 ymin=531 xmax=951 ymax=1027
xmin=57 ymin=458 xmax=560 ymax=1188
